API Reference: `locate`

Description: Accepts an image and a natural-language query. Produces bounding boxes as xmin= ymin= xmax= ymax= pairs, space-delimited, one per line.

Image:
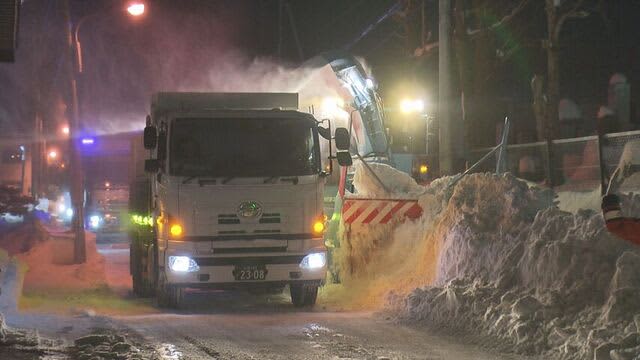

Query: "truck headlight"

xmin=168 ymin=256 xmax=200 ymax=272
xmin=300 ymin=252 xmax=326 ymax=270
xmin=89 ymin=215 xmax=101 ymax=229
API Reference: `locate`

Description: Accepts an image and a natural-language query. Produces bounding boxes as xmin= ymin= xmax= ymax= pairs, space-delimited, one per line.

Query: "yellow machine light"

xmin=400 ymin=98 xmax=426 ymax=114
xmin=170 ymin=224 xmax=184 ymax=237
xmin=419 ymin=164 xmax=428 ymax=174
xmin=313 ymin=220 xmax=325 ymax=234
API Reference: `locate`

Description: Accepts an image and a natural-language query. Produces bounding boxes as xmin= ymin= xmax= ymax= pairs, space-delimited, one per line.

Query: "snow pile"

xmin=0 ymin=220 xmax=108 ymax=293
xmin=0 ymin=248 xmax=66 ymax=358
xmin=0 ymin=312 xmax=66 ymax=358
xmin=555 ymin=188 xmax=600 ymax=213
xmin=351 ymin=162 xmax=426 ymax=198
xmin=395 ymin=174 xmax=640 ymax=359
xmin=18 ymin=230 xmax=107 ymax=293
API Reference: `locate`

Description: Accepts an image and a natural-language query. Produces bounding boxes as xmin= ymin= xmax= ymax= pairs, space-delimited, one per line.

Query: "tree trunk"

xmin=470 ymin=0 xmax=497 ymax=147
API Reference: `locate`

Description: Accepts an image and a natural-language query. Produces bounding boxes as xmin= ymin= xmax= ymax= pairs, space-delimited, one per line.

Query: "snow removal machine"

xmin=305 ymin=52 xmax=511 ymax=279
xmin=128 ymin=92 xmax=352 ymax=308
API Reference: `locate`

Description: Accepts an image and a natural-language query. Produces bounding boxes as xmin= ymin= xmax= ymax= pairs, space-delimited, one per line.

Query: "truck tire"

xmin=156 ymin=272 xmax=183 ymax=309
xmin=130 ymin=233 xmax=155 ymax=297
xmin=290 ymin=284 xmax=318 ymax=307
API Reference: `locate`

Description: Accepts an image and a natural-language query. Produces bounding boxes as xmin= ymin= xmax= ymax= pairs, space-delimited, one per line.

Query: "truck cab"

xmin=129 ymin=92 xmax=350 ymax=308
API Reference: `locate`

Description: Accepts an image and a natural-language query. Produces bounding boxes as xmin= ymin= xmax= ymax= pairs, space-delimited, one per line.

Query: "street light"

xmin=48 ymin=150 xmax=58 ymax=159
xmin=126 ymin=2 xmax=146 ymax=17
xmin=398 ymin=97 xmax=433 ymax=156
xmin=63 ymin=1 xmax=147 ymax=264
xmin=61 ymin=125 xmax=70 ymax=136
xmin=75 ymin=2 xmax=147 ymax=73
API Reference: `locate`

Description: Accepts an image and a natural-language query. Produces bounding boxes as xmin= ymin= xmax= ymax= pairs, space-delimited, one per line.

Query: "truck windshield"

xmin=170 ymin=117 xmax=320 ymax=177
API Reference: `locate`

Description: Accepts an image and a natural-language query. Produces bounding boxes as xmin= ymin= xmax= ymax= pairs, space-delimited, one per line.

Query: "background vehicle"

xmin=129 ymin=92 xmax=350 ymax=308
xmin=86 ymin=183 xmax=128 ymax=233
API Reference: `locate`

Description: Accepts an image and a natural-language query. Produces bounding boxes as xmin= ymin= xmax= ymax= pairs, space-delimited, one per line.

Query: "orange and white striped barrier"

xmin=342 ymin=198 xmax=423 ymax=225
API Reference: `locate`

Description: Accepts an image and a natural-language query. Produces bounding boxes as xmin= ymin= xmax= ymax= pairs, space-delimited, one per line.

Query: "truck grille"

xmin=259 ymin=213 xmax=281 ymax=224
xmin=194 ymin=255 xmax=304 ymax=266
xmin=211 ymin=247 xmax=287 ymax=255
xmin=217 ymin=213 xmax=281 ymax=224
xmin=217 ymin=230 xmax=281 ymax=235
xmin=218 ymin=214 xmax=240 ymax=224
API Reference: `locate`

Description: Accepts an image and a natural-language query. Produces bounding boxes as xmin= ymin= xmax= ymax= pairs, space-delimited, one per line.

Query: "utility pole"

xmin=277 ymin=0 xmax=283 ymax=59
xmin=438 ymin=0 xmax=454 ymax=175
xmin=61 ymin=0 xmax=86 ymax=264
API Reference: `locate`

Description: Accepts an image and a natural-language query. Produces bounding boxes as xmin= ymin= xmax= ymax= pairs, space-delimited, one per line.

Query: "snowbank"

xmin=17 ymin=230 xmax=107 ymax=293
xmin=394 ymin=175 xmax=640 ymax=359
xmin=0 ymin=220 xmax=108 ymax=294
xmin=555 ymin=187 xmax=600 ymax=213
xmin=335 ymin=162 xmax=640 ymax=358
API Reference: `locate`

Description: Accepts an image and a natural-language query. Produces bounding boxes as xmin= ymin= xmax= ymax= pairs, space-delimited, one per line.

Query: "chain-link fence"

xmin=468 ymin=142 xmax=548 ymax=183
xmin=467 ymin=130 xmax=640 ymax=192
xmin=552 ymin=136 xmax=600 ymax=190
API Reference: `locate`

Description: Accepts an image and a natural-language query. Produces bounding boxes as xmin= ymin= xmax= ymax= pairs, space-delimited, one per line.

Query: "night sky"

xmin=1 ymin=0 xmax=640 ymax=146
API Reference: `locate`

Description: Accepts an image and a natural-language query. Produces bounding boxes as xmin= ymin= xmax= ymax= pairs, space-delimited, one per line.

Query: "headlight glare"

xmin=168 ymin=256 xmax=199 ymax=272
xmin=300 ymin=252 xmax=326 ymax=270
xmin=89 ymin=215 xmax=101 ymax=229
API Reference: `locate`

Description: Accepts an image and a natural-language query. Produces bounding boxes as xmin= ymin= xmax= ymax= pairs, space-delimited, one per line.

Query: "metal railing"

xmin=467 ymin=129 xmax=640 ymax=191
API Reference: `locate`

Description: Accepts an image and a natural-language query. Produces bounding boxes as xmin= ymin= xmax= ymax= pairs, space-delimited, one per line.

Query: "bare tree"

xmin=404 ymin=0 xmax=532 ymax=147
xmin=544 ymin=0 xmax=604 ymax=141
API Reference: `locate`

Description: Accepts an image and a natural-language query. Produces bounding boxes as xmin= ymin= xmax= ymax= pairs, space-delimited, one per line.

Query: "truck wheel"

xmin=130 ymin=234 xmax=155 ymax=297
xmin=130 ymin=234 xmax=144 ymax=296
xmin=290 ymin=284 xmax=318 ymax=307
xmin=156 ymin=272 xmax=183 ymax=309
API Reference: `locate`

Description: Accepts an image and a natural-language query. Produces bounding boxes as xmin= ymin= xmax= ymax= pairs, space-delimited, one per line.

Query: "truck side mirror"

xmin=335 ymin=128 xmax=350 ymax=150
xmin=318 ymin=126 xmax=331 ymax=140
xmin=144 ymin=125 xmax=157 ymax=149
xmin=145 ymin=159 xmax=160 ymax=173
xmin=336 ymin=152 xmax=352 ymax=167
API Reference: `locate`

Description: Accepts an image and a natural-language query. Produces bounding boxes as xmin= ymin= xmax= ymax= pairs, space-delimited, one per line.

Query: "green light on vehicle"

xmin=131 ymin=213 xmax=153 ymax=227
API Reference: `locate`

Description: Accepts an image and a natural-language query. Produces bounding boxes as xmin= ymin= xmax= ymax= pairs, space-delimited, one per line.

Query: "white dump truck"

xmin=128 ymin=92 xmax=351 ymax=308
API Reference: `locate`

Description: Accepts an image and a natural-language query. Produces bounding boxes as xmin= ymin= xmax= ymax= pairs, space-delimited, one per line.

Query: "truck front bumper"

xmin=164 ymin=254 xmax=327 ymax=287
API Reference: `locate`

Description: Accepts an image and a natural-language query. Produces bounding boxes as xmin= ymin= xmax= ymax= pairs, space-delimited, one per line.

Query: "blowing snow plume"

xmin=77 ymin=0 xmax=351 ymax=136
xmin=83 ymin=51 xmax=350 ymax=136
xmin=322 ymin=163 xmax=452 ymax=310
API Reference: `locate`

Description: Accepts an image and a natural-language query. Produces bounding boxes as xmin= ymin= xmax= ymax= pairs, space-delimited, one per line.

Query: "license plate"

xmin=233 ymin=265 xmax=267 ymax=281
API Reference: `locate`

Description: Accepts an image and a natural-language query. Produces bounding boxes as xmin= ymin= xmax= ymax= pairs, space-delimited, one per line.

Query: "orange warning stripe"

xmin=342 ymin=198 xmax=423 ymax=225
